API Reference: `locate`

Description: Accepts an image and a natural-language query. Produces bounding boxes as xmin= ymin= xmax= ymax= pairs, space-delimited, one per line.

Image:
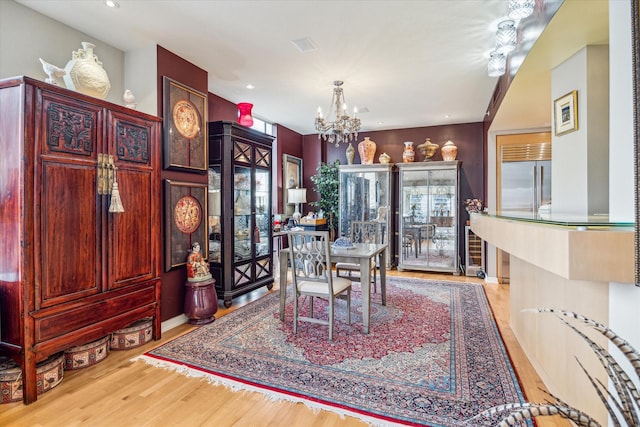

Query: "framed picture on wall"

xmin=164 ymin=179 xmax=208 ymax=271
xmin=283 ymin=154 xmax=303 ymax=217
xmin=554 ymin=90 xmax=578 ymax=136
xmin=163 ymin=77 xmax=208 ymax=171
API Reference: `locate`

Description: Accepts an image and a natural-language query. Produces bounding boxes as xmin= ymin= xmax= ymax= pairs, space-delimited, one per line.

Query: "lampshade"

xmin=287 ymin=188 xmax=307 ymax=204
xmin=237 ymin=102 xmax=254 ymax=127
xmin=495 ymin=20 xmax=517 ymax=55
xmin=488 ymin=51 xmax=506 ymax=77
xmin=508 ymin=0 xmax=535 ymax=20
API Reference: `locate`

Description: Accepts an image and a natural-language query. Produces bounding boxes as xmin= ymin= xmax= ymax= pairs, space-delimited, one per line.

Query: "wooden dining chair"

xmin=335 ymin=220 xmax=380 ymax=292
xmin=288 ymin=230 xmax=352 ymax=341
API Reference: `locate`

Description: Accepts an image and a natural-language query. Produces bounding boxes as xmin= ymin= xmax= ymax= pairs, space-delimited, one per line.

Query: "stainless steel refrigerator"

xmin=497 ymin=137 xmax=552 ymax=282
xmin=500 ymin=160 xmax=551 ymax=213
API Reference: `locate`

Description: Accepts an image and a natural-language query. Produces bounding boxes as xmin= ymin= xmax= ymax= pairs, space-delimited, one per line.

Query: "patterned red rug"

xmin=138 ymin=278 xmax=530 ymax=426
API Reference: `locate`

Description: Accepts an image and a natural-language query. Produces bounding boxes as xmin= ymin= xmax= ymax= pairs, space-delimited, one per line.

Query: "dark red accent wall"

xmin=207 ymin=92 xmax=238 ymax=122
xmin=273 ymin=125 xmax=303 ymax=214
xmin=157 ymin=45 xmax=210 ymax=321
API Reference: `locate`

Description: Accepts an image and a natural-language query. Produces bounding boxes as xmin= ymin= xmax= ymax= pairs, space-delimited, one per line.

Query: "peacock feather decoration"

xmin=467 ymin=309 xmax=640 ymax=426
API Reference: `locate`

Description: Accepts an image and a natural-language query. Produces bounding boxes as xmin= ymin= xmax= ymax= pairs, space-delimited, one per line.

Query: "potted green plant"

xmin=309 ymin=160 xmax=340 ymax=239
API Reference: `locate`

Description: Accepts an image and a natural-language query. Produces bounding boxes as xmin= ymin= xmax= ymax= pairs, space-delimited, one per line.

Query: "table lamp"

xmin=287 ymin=187 xmax=307 ymax=223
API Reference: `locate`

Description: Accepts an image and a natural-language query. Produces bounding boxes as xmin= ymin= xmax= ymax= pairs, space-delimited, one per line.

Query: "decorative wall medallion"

xmin=172 ymin=100 xmax=200 ymax=139
xmin=163 ymin=77 xmax=207 ymax=172
xmin=174 ymin=195 xmax=202 ymax=234
xmin=164 ymin=180 xmax=208 ymax=271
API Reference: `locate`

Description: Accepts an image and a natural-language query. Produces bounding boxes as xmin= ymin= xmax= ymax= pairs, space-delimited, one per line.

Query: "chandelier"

xmin=315 ymin=81 xmax=361 ymax=147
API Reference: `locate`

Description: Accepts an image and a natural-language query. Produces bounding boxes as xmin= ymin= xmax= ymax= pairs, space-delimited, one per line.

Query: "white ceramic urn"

xmin=64 ymin=42 xmax=111 ymax=99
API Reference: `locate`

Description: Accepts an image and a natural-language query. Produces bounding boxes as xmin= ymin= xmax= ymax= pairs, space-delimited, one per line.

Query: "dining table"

xmin=274 ymin=232 xmax=387 ymax=334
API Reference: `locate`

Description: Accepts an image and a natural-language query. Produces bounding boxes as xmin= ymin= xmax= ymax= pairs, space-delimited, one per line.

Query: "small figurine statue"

xmin=39 ymin=58 xmax=66 ymax=85
xmin=186 ymin=242 xmax=212 ymax=282
xmin=123 ymin=89 xmax=137 ymax=109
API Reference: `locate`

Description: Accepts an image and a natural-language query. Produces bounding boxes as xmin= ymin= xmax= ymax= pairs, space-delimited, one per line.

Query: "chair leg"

xmin=309 ymin=296 xmax=314 ymax=318
xmin=346 ymin=289 xmax=351 ymax=325
xmin=372 ymin=267 xmax=377 ymax=293
xmin=328 ymin=297 xmax=334 ymax=341
xmin=293 ymin=292 xmax=299 ymax=335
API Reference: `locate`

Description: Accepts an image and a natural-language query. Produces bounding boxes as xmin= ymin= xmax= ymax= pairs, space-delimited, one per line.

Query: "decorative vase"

xmin=357 ymin=137 xmax=376 ymax=165
xmin=345 ymin=142 xmax=355 ymax=164
xmin=379 ymin=152 xmax=391 ymax=164
xmin=441 ymin=140 xmax=458 ymax=161
xmin=402 ymin=141 xmax=415 ymax=163
xmin=183 ymin=277 xmax=217 ymax=325
xmin=237 ymin=102 xmax=254 ymax=127
xmin=416 ymin=138 xmax=439 ymax=161
xmin=63 ymin=42 xmax=111 ymax=99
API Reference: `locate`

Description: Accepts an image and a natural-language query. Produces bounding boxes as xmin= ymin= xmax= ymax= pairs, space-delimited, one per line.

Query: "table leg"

xmin=360 ymin=257 xmax=371 ymax=334
xmin=379 ymin=250 xmax=386 ymax=306
xmin=279 ymin=250 xmax=288 ymax=321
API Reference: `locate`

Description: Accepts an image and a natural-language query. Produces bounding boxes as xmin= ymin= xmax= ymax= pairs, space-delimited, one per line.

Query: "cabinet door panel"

xmin=107 ymin=112 xmax=158 ymax=288
xmin=39 ymin=161 xmax=101 ymax=308
xmin=109 ymin=169 xmax=155 ymax=287
xmin=40 ymin=90 xmax=100 ymax=159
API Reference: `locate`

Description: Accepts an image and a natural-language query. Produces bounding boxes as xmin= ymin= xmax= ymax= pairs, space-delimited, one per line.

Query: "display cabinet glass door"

xmin=254 ymin=168 xmax=271 ymax=258
xmin=338 ymin=164 xmax=394 ymax=268
xmin=233 ymin=165 xmax=252 ymax=262
xmin=398 ymin=162 xmax=459 ymax=273
xmin=208 ymin=167 xmax=222 ymax=263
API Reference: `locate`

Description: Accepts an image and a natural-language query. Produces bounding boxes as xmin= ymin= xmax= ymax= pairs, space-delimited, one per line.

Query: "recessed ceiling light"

xmin=245 ymin=84 xmax=255 ymax=90
xmin=104 ymin=0 xmax=119 ymax=8
xmin=444 ymin=114 xmax=451 ymax=119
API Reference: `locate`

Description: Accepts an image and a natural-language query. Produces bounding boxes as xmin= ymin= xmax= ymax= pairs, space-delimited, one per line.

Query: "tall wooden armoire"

xmin=0 ymin=76 xmax=162 ymax=404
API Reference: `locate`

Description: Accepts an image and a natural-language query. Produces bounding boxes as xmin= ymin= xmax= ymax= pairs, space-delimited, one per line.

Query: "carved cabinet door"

xmin=106 ymin=110 xmax=159 ymax=290
xmin=38 ymin=90 xmax=104 ymax=309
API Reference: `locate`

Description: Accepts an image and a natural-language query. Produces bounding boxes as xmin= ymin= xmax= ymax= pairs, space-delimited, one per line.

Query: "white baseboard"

xmin=161 ymin=314 xmax=188 ymax=333
xmin=484 ymin=276 xmax=499 ymax=284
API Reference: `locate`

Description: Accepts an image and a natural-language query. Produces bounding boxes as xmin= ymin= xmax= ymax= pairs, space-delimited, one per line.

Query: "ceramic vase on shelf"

xmin=402 ymin=141 xmax=415 ymax=163
xmin=358 ymin=137 xmax=376 ymax=164
xmin=345 ymin=142 xmax=355 ymax=165
xmin=379 ymin=152 xmax=391 ymax=164
xmin=441 ymin=140 xmax=458 ymax=161
xmin=416 ymin=138 xmax=439 ymax=161
xmin=63 ymin=42 xmax=111 ymax=99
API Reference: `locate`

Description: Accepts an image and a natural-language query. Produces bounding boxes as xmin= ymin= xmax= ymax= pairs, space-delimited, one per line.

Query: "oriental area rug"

xmin=137 ymin=278 xmax=531 ymax=426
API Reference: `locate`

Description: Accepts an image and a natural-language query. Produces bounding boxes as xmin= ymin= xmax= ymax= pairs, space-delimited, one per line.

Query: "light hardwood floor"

xmin=0 ymin=271 xmax=570 ymax=426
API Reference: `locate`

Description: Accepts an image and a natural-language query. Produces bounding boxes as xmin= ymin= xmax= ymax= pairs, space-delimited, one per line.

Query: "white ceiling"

xmin=14 ymin=0 xmax=608 ymax=136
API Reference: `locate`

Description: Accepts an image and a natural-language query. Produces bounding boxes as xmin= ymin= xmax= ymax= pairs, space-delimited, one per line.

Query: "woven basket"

xmin=110 ymin=318 xmax=153 ymax=350
xmin=64 ymin=335 xmax=110 ymax=370
xmin=0 ymin=353 xmax=64 ymax=404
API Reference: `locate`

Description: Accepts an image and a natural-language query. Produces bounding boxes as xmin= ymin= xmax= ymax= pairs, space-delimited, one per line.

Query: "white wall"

xmin=124 ymin=46 xmax=158 ymax=115
xmin=607 ymin=0 xmax=639 ymax=402
xmin=608 ymin=1 xmax=635 ymax=223
xmin=0 ymin=0 xmax=124 ymax=106
xmin=551 ymin=45 xmax=610 ymax=215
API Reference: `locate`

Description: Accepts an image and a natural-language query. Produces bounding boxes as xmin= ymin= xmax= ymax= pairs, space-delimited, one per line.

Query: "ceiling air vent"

xmin=291 ymin=37 xmax=318 ymax=53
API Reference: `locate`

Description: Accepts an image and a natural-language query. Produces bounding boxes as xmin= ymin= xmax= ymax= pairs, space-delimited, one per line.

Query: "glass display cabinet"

xmin=397 ymin=161 xmax=460 ymax=273
xmin=208 ymin=121 xmax=275 ymax=307
xmin=338 ymin=163 xmax=395 ymax=268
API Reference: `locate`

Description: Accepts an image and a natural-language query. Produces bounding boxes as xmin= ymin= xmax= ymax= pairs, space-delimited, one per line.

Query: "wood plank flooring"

xmin=0 ymin=271 xmax=570 ymax=426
